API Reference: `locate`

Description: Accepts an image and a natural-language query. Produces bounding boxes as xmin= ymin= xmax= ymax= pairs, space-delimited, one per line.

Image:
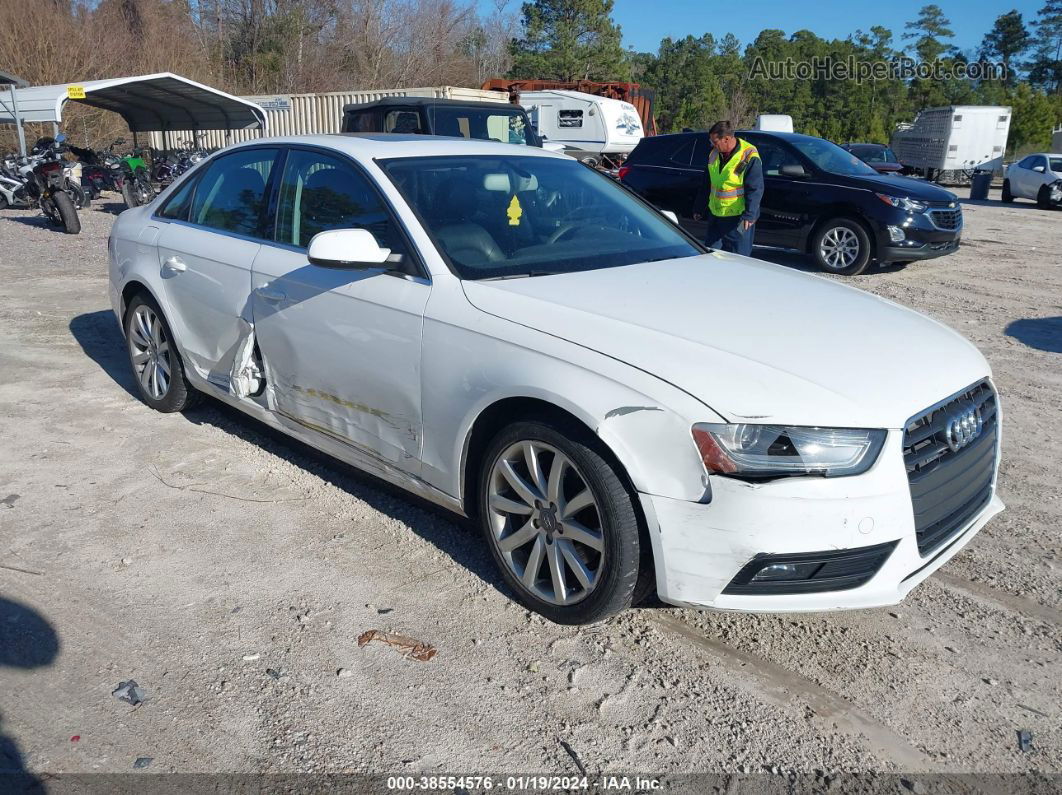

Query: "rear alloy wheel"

xmin=812 ymin=218 xmax=872 ymax=275
xmin=479 ymin=420 xmax=642 ymax=624
xmin=125 ymin=294 xmax=199 ymax=412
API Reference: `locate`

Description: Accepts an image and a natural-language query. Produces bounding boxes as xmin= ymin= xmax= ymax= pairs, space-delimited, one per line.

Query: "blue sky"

xmin=492 ymin=1 xmax=1045 ymax=56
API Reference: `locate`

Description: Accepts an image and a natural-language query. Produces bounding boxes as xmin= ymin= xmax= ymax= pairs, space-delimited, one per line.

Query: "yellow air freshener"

xmin=507 ymin=195 xmax=522 ymax=226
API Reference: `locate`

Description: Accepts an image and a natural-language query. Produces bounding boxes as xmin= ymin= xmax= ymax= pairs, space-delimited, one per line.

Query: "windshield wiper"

xmin=479 ymin=270 xmax=562 ymax=280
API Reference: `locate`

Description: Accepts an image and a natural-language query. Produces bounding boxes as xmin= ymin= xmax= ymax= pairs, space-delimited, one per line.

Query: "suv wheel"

xmin=478 ymin=420 xmax=642 ymax=625
xmin=1001 ymin=179 xmax=1014 ymax=202
xmin=812 ymin=218 xmax=872 ymax=276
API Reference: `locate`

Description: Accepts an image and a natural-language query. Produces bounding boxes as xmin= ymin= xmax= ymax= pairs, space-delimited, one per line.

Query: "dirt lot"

xmin=0 ymin=189 xmax=1059 ymax=785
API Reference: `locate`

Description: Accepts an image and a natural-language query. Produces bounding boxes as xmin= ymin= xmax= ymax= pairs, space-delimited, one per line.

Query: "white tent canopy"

xmin=0 ymin=72 xmax=266 ymax=133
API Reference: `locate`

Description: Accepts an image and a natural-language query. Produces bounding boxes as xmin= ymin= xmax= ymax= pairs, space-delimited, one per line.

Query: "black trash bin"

xmin=970 ymin=171 xmax=992 ymax=201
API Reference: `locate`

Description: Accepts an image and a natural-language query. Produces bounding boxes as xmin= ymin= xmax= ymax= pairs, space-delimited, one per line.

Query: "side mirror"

xmin=1033 ymin=165 xmax=1046 ymax=173
xmin=779 ymin=163 xmax=807 ymax=178
xmin=661 ymin=210 xmax=679 ymax=224
xmin=307 ymin=228 xmax=391 ymax=269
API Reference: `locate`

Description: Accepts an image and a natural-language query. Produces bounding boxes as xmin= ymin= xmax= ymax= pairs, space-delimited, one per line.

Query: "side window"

xmin=190 ymin=148 xmax=278 ymax=237
xmin=384 ymin=110 xmax=423 ymax=134
xmin=1017 ymin=156 xmax=1036 ymax=169
xmin=559 ymin=109 xmax=583 ymax=128
xmin=157 ymin=174 xmax=197 ymax=221
xmin=274 ymin=148 xmax=409 ymax=262
xmin=753 ymin=139 xmax=801 ymax=176
xmin=690 ymin=137 xmax=709 ymax=170
xmin=668 ymin=139 xmax=695 ymax=167
xmin=344 ymin=110 xmax=376 ymax=133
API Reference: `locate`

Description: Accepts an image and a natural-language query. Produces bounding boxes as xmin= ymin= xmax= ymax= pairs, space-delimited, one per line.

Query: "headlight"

xmin=691 ymin=423 xmax=886 ymax=479
xmin=875 ymin=193 xmax=927 ymax=213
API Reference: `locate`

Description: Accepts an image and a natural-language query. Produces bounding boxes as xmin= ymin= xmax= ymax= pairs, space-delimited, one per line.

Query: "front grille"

xmin=928 ymin=207 xmax=963 ymax=231
xmin=903 ymin=381 xmax=997 ymax=556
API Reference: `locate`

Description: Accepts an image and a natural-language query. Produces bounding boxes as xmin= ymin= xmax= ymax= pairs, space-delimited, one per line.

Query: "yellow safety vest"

xmin=707 ymin=138 xmax=760 ymax=218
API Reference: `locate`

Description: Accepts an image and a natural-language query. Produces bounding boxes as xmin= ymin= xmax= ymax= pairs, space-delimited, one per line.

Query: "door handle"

xmin=256 ymin=286 xmax=286 ymax=303
xmin=162 ymin=256 xmax=186 ymax=273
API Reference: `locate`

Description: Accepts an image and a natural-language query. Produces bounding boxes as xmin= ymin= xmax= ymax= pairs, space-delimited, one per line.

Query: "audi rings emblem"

xmin=944 ymin=404 xmax=983 ymax=452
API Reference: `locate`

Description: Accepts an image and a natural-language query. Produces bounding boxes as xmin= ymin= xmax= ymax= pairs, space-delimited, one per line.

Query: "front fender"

xmin=419 ymin=284 xmax=721 ymax=504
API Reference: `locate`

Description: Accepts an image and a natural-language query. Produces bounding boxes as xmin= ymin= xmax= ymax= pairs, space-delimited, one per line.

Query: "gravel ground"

xmin=0 ymin=189 xmax=1059 ymax=784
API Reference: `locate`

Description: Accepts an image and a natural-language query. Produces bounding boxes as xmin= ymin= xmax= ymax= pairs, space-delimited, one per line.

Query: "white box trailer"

xmin=518 ymin=89 xmax=644 ymax=163
xmin=891 ymin=105 xmax=1011 ymax=178
xmin=149 ymin=86 xmax=507 ymax=150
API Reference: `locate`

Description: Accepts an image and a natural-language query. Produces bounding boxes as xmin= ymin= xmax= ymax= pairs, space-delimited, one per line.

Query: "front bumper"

xmin=639 ymin=429 xmax=1003 ymax=612
xmin=872 ymin=207 xmax=962 ymax=263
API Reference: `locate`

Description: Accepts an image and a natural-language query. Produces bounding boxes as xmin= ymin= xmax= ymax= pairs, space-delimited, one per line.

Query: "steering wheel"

xmin=546 ymin=205 xmax=619 ymax=244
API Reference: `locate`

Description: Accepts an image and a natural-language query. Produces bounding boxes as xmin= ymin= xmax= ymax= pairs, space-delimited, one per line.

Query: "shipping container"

xmin=149 ymin=86 xmax=508 ymax=150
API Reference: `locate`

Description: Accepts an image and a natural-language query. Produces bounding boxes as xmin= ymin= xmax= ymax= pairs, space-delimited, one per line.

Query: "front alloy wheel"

xmin=487 ymin=440 xmax=604 ymax=606
xmin=812 ymin=218 xmax=872 ymax=275
xmin=479 ymin=420 xmax=644 ymax=624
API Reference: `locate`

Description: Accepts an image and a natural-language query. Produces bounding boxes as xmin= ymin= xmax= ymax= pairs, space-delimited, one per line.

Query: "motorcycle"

xmin=69 ymin=143 xmax=126 ymax=201
xmin=152 ymin=141 xmax=207 ymax=187
xmin=19 ymin=134 xmax=81 ymax=234
xmin=0 ymin=153 xmax=32 ymax=210
xmin=31 ymin=137 xmax=90 ymax=209
xmin=111 ymin=139 xmax=155 ymax=208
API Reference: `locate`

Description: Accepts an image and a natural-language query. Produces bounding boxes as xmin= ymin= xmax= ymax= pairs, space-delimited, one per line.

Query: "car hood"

xmin=462 ymin=254 xmax=990 ymax=428
xmin=839 ymin=172 xmax=958 ymax=202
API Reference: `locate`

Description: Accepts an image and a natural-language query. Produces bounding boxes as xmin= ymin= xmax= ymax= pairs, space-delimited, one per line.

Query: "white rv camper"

xmin=891 ymin=105 xmax=1011 ymax=179
xmin=519 ymin=90 xmax=644 ymax=164
xmin=753 ymin=114 xmax=794 ymax=132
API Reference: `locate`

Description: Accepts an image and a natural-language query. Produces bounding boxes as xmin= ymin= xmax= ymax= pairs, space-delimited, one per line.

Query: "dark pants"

xmin=705 ymin=215 xmax=754 ymax=256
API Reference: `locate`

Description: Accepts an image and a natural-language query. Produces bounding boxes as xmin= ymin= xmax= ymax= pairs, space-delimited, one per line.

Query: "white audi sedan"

xmin=108 ymin=134 xmax=1003 ymax=624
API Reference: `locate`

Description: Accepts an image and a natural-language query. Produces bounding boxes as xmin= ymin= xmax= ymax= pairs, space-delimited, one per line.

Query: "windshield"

xmin=382 ymin=155 xmax=701 ymax=280
xmin=792 ymin=138 xmax=881 ymax=176
xmin=429 ymin=107 xmax=538 ymax=147
xmin=850 ymin=145 xmax=898 ymax=164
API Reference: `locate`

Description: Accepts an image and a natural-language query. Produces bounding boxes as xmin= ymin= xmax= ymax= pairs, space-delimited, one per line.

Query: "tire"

xmin=68 ymin=180 xmax=89 ymax=209
xmin=1036 ymin=183 xmax=1058 ymax=210
xmin=478 ymin=419 xmax=642 ymax=625
xmin=811 ymin=217 xmax=872 ymax=275
xmin=134 ymin=174 xmax=155 ymax=205
xmin=0 ymin=194 xmax=8 ymax=211
xmin=124 ymin=293 xmax=200 ymax=413
xmin=1001 ymin=179 xmax=1014 ymax=202
xmin=121 ymin=179 xmax=139 ymax=208
xmin=52 ymin=191 xmax=81 ymax=235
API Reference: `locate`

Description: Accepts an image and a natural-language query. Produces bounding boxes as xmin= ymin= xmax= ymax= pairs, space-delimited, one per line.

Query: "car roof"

xmin=845 ymin=142 xmax=888 ymax=148
xmin=343 ymin=96 xmax=519 ymax=111
xmin=223 ymin=133 xmax=564 ymax=161
xmin=642 ymin=130 xmax=829 ymax=144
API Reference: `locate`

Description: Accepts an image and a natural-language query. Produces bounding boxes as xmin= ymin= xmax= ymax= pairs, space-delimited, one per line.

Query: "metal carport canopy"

xmin=0 ymin=72 xmax=266 ymax=132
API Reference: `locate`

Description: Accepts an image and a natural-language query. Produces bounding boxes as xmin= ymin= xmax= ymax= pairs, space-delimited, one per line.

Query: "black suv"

xmin=620 ymin=130 xmax=962 ymax=275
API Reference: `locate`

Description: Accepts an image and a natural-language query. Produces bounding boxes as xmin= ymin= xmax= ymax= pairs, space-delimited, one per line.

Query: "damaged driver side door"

xmin=250 ymin=147 xmax=430 ymax=470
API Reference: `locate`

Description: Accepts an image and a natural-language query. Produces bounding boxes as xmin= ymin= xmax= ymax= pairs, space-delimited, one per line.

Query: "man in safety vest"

xmin=693 ymin=120 xmax=763 ymax=256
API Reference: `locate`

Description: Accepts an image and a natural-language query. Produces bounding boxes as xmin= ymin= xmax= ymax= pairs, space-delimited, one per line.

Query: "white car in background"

xmin=108 ymin=134 xmax=1003 ymax=625
xmin=1002 ymin=153 xmax=1062 ymax=207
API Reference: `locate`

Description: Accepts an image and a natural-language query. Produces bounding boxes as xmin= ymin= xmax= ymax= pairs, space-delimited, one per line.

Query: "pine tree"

xmin=981 ymin=10 xmax=1031 ymax=85
xmin=508 ymin=0 xmax=627 ymax=81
